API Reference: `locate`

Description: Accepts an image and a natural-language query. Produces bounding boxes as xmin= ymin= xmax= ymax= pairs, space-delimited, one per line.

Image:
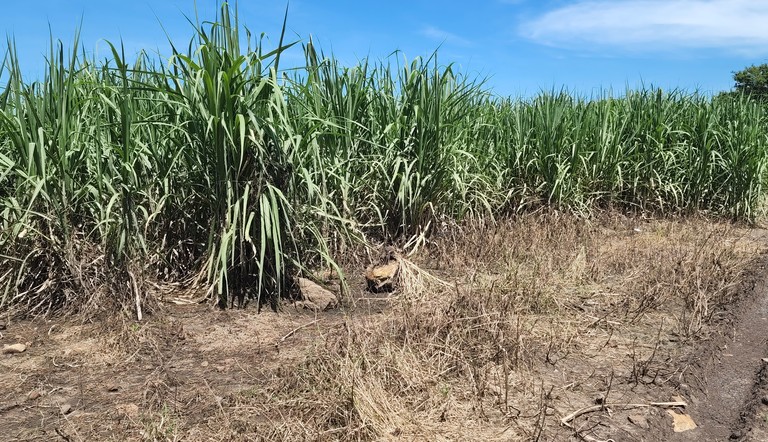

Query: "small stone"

xmin=201 ymin=361 xmax=209 ymax=367
xmin=761 ymin=395 xmax=768 ymax=406
xmin=2 ymin=343 xmax=27 ymax=354
xmin=107 ymin=385 xmax=120 ymax=392
xmin=27 ymin=391 xmax=41 ymax=400
xmin=628 ymin=414 xmax=650 ymax=430
xmin=116 ymin=403 xmax=139 ymax=417
xmin=297 ymin=278 xmax=339 ymax=310
xmin=60 ymin=403 xmax=73 ymax=415
xmin=667 ymin=410 xmax=697 ymax=432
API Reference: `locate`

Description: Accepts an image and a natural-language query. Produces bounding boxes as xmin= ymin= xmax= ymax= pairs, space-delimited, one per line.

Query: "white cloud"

xmin=521 ymin=0 xmax=768 ymax=55
xmin=421 ymin=25 xmax=472 ymax=47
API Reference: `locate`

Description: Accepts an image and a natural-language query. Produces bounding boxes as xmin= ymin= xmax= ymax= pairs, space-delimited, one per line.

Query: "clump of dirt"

xmin=0 ymin=213 xmax=765 ymax=441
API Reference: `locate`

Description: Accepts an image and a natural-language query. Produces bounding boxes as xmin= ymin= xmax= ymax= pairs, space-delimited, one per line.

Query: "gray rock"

xmin=2 ymin=343 xmax=26 ymax=354
xmin=297 ymin=278 xmax=338 ymax=310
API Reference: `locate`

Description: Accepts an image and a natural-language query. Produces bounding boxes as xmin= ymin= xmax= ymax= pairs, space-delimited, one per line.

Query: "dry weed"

xmin=218 ymin=213 xmax=760 ymax=441
xmin=8 ymin=213 xmax=758 ymax=441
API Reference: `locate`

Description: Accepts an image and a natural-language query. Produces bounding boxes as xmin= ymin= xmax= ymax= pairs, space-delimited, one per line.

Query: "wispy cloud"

xmin=520 ymin=0 xmax=768 ymax=55
xmin=421 ymin=25 xmax=472 ymax=47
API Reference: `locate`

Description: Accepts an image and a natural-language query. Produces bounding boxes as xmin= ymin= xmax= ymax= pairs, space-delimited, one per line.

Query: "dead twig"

xmin=576 ymin=434 xmax=615 ymax=442
xmin=280 ymin=319 xmax=320 ymax=342
xmin=55 ymin=427 xmax=73 ymax=442
xmin=561 ymin=400 xmax=687 ymax=428
xmin=0 ymin=402 xmax=20 ymax=414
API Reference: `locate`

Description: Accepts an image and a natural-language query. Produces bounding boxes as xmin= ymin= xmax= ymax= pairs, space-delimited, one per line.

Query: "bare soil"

xmin=2 ymin=214 xmax=768 ymax=441
xmin=710 ymin=257 xmax=768 ymax=442
xmin=588 ymin=246 xmax=768 ymax=442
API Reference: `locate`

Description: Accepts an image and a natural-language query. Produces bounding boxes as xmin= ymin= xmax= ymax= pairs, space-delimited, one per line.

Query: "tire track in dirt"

xmin=664 ymin=253 xmax=768 ymax=441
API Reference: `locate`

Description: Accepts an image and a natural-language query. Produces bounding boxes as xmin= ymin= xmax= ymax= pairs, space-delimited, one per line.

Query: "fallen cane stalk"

xmin=561 ymin=401 xmax=688 ymax=428
xmin=280 ymin=319 xmax=320 ymax=342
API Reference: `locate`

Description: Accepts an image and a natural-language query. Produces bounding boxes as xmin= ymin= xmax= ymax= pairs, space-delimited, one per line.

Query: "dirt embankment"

xmin=687 ymin=253 xmax=768 ymax=442
xmin=640 ymin=250 xmax=768 ymax=441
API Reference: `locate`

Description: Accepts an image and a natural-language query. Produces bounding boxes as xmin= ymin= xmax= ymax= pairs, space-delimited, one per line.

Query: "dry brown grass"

xmin=192 ymin=213 xmax=762 ymax=441
xmin=1 ymin=213 xmax=762 ymax=441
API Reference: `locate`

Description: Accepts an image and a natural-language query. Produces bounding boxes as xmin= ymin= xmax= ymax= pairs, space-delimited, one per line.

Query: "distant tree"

xmin=733 ymin=64 xmax=768 ymax=100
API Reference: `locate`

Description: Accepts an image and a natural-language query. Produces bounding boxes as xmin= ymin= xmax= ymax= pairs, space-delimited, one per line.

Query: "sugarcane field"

xmin=4 ymin=2 xmax=768 ymax=441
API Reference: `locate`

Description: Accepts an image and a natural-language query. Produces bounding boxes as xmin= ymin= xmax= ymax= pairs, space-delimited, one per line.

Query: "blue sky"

xmin=1 ymin=0 xmax=767 ymax=97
